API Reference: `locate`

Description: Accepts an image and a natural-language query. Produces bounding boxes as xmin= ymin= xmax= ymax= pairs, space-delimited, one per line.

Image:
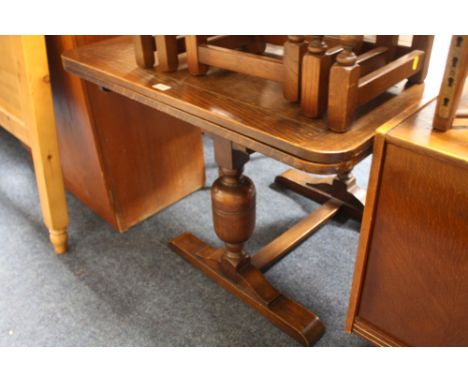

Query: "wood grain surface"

xmin=62 ymin=36 xmax=444 ymax=170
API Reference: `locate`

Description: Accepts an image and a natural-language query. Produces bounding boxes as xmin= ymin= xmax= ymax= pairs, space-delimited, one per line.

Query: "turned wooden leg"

xmin=211 ymin=138 xmax=255 ymax=278
xmin=328 ymin=35 xmax=362 ymax=133
xmin=170 ymin=137 xmax=325 ymax=346
xmin=49 ymin=229 xmax=68 ymax=254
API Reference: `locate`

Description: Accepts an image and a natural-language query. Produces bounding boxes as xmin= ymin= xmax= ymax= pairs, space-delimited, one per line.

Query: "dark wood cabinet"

xmin=46 ymin=36 xmax=205 ymax=232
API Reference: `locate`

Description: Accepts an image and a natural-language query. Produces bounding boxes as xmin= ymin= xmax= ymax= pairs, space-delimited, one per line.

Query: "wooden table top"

xmin=62 ymin=36 xmax=444 ymax=174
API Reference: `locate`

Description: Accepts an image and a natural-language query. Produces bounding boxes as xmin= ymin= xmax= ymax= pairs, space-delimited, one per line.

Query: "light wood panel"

xmin=0 ymin=36 xmax=68 ymax=254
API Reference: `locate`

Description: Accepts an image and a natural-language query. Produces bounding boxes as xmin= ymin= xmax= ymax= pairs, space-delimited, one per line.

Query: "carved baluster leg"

xmin=408 ymin=35 xmax=434 ymax=84
xmin=211 ymin=139 xmax=256 ymax=279
xmin=212 ymin=139 xmax=293 ymax=305
xmin=328 ymin=35 xmax=362 ymax=132
xmin=283 ymin=35 xmax=307 ymax=102
xmin=185 ymin=35 xmax=209 ymax=75
xmin=301 ymin=35 xmax=332 ymax=117
xmin=155 ymin=35 xmax=179 ymax=72
xmin=169 ymin=137 xmax=325 ymax=346
xmin=134 ymin=35 xmax=156 ymax=68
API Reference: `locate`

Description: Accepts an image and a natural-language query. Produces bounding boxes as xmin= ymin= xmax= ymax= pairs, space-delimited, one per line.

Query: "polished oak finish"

xmin=63 ymin=37 xmax=439 ymax=171
xmin=172 ymin=138 xmax=325 ymax=345
xmin=300 ymin=36 xmax=337 ymax=117
xmin=62 ymin=36 xmax=444 ymax=345
xmin=346 ymin=85 xmax=468 ymax=346
xmin=134 ymin=35 xmax=155 ymax=68
xmin=283 ymin=35 xmax=308 ymax=102
xmin=47 ymin=35 xmax=205 ymax=232
xmin=328 ymin=35 xmax=433 ymax=132
xmin=155 ymin=35 xmax=179 ymax=72
xmin=170 ymin=232 xmax=325 ymax=345
xmin=146 ymin=35 xmax=433 ymax=132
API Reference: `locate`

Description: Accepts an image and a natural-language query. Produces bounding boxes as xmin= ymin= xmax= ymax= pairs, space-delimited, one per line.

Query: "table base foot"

xmin=169 ymin=232 xmax=325 ymax=346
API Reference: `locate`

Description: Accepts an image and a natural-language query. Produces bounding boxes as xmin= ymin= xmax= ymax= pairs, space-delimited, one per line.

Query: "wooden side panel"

xmin=47 ymin=35 xmax=205 ymax=232
xmin=357 ymin=143 xmax=468 ymax=346
xmin=0 ymin=36 xmax=30 ymax=144
xmin=85 ymin=82 xmax=205 ymax=230
xmin=0 ymin=36 xmax=23 ymax=120
xmin=46 ymin=35 xmax=117 ymax=227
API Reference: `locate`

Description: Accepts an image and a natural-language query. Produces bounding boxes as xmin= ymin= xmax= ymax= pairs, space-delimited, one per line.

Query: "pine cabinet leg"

xmin=49 ymin=229 xmax=68 ymax=255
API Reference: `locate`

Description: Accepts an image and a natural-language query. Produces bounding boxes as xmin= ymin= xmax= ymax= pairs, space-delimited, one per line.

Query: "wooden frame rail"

xmin=134 ymin=35 xmax=263 ymax=71
xmin=184 ymin=35 xmax=308 ymax=103
xmin=328 ymin=35 xmax=434 ymax=132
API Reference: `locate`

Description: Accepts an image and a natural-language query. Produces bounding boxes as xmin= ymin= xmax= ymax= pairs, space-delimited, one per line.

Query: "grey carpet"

xmin=0 ymin=127 xmax=370 ymax=346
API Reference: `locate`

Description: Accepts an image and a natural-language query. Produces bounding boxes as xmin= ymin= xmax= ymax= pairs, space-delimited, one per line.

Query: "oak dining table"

xmin=62 ymin=36 xmax=443 ymax=345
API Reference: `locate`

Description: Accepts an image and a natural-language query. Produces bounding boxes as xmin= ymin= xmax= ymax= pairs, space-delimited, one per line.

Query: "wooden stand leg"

xmin=283 ymin=35 xmax=307 ymax=102
xmin=185 ymin=35 xmax=209 ymax=75
xmin=133 ymin=35 xmax=156 ymax=68
xmin=169 ymin=138 xmax=325 ymax=346
xmin=376 ymin=35 xmax=399 ymax=62
xmin=408 ymin=35 xmax=434 ymax=84
xmin=155 ymin=35 xmax=179 ymax=72
xmin=301 ymin=35 xmax=332 ymax=117
xmin=328 ymin=36 xmax=362 ymax=133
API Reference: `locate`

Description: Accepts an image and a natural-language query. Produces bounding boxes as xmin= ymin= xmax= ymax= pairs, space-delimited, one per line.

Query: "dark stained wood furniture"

xmin=62 ymin=36 xmax=443 ymax=345
xmin=328 ymin=35 xmax=433 ymax=132
xmin=346 ymin=60 xmax=468 ymax=346
xmin=135 ymin=35 xmax=433 ymax=133
xmin=46 ymin=36 xmax=205 ymax=232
